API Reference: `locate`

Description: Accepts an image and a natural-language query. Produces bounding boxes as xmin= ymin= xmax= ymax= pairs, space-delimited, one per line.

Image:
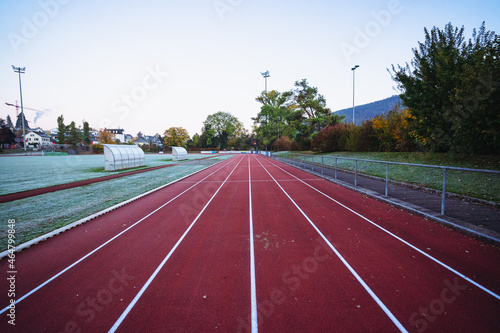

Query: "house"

xmin=124 ymin=134 xmax=134 ymax=143
xmin=144 ymin=135 xmax=163 ymax=148
xmin=26 ymin=130 xmax=52 ymax=147
xmin=105 ymin=128 xmax=125 ymax=143
xmin=133 ymin=137 xmax=149 ymax=147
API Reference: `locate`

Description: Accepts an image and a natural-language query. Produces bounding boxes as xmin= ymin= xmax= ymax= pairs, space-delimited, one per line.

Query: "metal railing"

xmin=273 ymin=152 xmax=500 ymax=215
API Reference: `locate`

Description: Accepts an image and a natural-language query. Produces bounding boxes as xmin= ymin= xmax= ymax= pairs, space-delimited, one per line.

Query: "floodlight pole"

xmin=261 ymin=70 xmax=270 ymax=93
xmin=12 ymin=65 xmax=27 ymax=151
xmin=351 ymin=65 xmax=359 ymax=125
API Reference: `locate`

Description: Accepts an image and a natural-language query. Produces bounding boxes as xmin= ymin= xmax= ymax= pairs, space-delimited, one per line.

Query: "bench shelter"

xmin=171 ymin=146 xmax=188 ymax=161
xmin=103 ymin=144 xmax=145 ymax=171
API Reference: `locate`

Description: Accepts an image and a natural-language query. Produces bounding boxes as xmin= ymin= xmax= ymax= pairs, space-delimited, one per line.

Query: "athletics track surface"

xmin=1 ymin=154 xmax=499 ymax=332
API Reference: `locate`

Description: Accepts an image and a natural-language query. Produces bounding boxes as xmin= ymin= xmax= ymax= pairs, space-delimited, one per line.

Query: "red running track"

xmin=1 ymin=154 xmax=499 ymax=332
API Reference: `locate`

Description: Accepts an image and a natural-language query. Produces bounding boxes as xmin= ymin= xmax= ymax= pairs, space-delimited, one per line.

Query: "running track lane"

xmin=253 ymin=155 xmax=500 ymax=332
xmin=108 ymin=155 xmax=255 ymax=332
xmin=1 ymin=154 xmax=499 ymax=332
xmin=0 ymin=156 xmax=241 ymax=332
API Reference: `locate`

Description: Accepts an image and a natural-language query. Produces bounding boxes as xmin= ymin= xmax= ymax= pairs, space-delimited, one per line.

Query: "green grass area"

xmin=0 ymin=155 xmax=232 ymax=251
xmin=279 ymin=152 xmax=500 ymax=202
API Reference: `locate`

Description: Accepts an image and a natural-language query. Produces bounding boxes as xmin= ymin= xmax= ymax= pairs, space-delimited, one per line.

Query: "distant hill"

xmin=333 ymin=95 xmax=402 ymax=125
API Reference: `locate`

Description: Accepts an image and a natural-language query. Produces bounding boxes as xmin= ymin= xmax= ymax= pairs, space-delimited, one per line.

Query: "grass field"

xmin=0 ymin=153 xmax=209 ymax=195
xmin=0 ymin=154 xmax=231 ymax=250
xmin=277 ymin=152 xmax=500 ymax=202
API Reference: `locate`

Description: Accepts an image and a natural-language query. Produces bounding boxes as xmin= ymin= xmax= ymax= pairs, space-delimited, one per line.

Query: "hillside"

xmin=333 ymin=95 xmax=402 ymax=125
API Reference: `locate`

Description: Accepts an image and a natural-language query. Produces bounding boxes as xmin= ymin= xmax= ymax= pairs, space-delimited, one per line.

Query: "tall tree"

xmin=254 ymin=90 xmax=298 ymax=150
xmin=83 ymin=121 xmax=91 ymax=145
xmin=67 ymin=121 xmax=80 ymax=147
xmin=164 ymin=127 xmax=189 ymax=147
xmin=391 ymin=22 xmax=499 ymax=154
xmin=202 ymin=111 xmax=244 ymax=149
xmin=57 ymin=115 xmax=66 ymax=144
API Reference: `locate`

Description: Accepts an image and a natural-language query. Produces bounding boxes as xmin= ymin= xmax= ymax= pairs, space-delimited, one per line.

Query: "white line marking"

xmin=109 ymin=156 xmax=245 ymax=332
xmin=254 ymin=155 xmax=408 ymax=333
xmin=0 ymin=158 xmax=236 ymax=315
xmin=266 ymin=157 xmax=500 ymax=301
xmin=248 ymin=155 xmax=258 ymax=332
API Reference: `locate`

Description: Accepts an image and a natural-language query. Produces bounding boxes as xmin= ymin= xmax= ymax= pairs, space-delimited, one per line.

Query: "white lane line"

xmin=254 ymin=155 xmax=408 ymax=333
xmin=248 ymin=155 xmax=258 ymax=333
xmin=0 ymin=157 xmax=237 ymax=315
xmin=109 ymin=156 xmax=245 ymax=332
xmin=265 ymin=158 xmax=500 ymax=302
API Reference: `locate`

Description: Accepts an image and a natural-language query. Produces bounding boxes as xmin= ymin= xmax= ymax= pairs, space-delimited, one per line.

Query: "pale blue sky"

xmin=1 ymin=0 xmax=499 ymax=137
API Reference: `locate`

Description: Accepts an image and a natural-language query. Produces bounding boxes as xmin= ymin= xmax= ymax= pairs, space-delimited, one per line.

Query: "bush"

xmin=273 ymin=136 xmax=295 ymax=151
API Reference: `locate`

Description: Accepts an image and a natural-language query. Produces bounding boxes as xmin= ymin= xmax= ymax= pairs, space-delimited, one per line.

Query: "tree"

xmin=67 ymin=121 xmax=80 ymax=147
xmin=0 ymin=119 xmax=15 ymax=145
xmin=293 ymin=79 xmax=335 ymax=132
xmin=391 ymin=22 xmax=500 ymax=154
xmin=83 ymin=121 xmax=91 ymax=145
xmin=202 ymin=111 xmax=245 ymax=149
xmin=6 ymin=115 xmax=14 ymax=129
xmin=164 ymin=127 xmax=190 ymax=147
xmin=98 ymin=129 xmax=116 ymax=144
xmin=57 ymin=115 xmax=66 ymax=144
xmin=254 ymin=90 xmax=298 ymax=150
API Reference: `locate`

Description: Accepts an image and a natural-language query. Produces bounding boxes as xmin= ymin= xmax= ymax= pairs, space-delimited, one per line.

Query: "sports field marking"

xmin=254 ymin=155 xmax=409 ymax=333
xmin=265 ymin=157 xmax=500 ymax=302
xmin=0 ymin=157 xmax=237 ymax=315
xmin=109 ymin=156 xmax=245 ymax=332
xmin=248 ymin=156 xmax=259 ymax=333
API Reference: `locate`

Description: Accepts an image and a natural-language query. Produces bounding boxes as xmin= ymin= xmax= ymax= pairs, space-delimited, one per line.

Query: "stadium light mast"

xmin=351 ymin=65 xmax=359 ymax=125
xmin=12 ymin=65 xmax=27 ymax=151
xmin=261 ymin=70 xmax=270 ymax=93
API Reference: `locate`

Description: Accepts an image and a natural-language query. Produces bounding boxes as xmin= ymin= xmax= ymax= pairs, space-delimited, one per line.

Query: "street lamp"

xmin=12 ymin=65 xmax=27 ymax=151
xmin=351 ymin=65 xmax=359 ymax=125
xmin=261 ymin=70 xmax=270 ymax=93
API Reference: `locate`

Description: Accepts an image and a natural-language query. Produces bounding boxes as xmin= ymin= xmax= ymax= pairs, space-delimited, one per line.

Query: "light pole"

xmin=351 ymin=65 xmax=359 ymax=125
xmin=261 ymin=70 xmax=270 ymax=93
xmin=12 ymin=65 xmax=27 ymax=151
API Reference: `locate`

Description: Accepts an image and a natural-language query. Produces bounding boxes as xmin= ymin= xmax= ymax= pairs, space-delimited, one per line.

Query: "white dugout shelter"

xmin=171 ymin=146 xmax=188 ymax=161
xmin=103 ymin=144 xmax=145 ymax=171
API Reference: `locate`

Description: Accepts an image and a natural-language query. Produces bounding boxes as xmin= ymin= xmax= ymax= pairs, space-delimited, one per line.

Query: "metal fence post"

xmin=311 ymin=156 xmax=314 ymax=171
xmin=441 ymin=168 xmax=447 ymax=215
xmin=385 ymin=163 xmax=389 ymax=196
xmin=335 ymin=158 xmax=338 ymax=179
xmin=321 ymin=156 xmax=324 ymax=176
xmin=355 ymin=160 xmax=358 ymax=186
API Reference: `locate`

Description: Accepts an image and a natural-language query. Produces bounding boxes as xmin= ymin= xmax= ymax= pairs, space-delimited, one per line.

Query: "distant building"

xmin=26 ymin=130 xmax=52 ymax=147
xmin=124 ymin=134 xmax=134 ymax=143
xmin=105 ymin=128 xmax=125 ymax=143
xmin=133 ymin=137 xmax=149 ymax=147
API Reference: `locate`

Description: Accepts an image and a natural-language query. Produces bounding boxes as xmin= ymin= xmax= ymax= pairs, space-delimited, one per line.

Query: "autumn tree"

xmin=164 ymin=127 xmax=190 ymax=147
xmin=98 ymin=129 xmax=116 ymax=144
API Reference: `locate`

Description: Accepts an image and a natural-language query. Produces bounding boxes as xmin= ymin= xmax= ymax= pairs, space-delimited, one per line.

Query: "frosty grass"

xmin=0 ymin=154 xmax=232 ymax=250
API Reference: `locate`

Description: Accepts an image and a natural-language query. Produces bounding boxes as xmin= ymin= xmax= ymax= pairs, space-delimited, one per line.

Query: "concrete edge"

xmin=0 ymin=157 xmax=230 ymax=260
xmin=278 ymin=159 xmax=500 ymax=247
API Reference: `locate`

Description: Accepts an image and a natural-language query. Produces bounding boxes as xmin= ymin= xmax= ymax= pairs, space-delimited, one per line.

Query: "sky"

xmin=1 ymin=0 xmax=499 ymax=138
